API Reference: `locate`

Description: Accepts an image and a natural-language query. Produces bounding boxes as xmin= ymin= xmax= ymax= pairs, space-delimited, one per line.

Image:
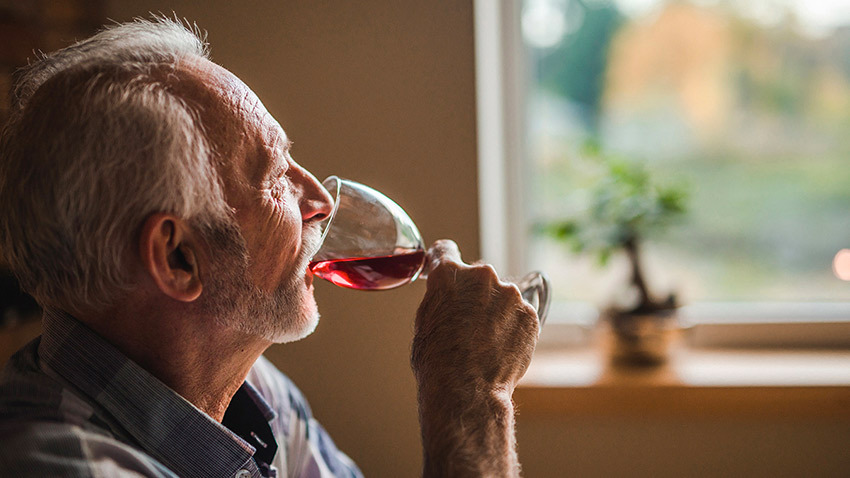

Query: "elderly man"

xmin=0 ymin=18 xmax=538 ymax=477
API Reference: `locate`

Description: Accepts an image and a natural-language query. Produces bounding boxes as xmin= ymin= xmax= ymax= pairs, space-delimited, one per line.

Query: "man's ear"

xmin=139 ymin=213 xmax=203 ymax=302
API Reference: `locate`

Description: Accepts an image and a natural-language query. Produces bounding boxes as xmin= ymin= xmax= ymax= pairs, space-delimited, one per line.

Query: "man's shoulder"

xmin=0 ymin=341 xmax=172 ymax=476
xmin=0 ymin=419 xmax=175 ymax=477
xmin=0 ymin=337 xmax=65 ymax=422
xmin=0 ymin=337 xmax=101 ymax=427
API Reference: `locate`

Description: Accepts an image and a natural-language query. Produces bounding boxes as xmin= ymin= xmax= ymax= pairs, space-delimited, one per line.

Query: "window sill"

xmin=516 ymin=342 xmax=850 ymax=419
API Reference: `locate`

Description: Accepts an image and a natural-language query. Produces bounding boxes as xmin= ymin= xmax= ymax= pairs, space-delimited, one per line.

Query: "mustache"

xmin=299 ymin=223 xmax=323 ymax=265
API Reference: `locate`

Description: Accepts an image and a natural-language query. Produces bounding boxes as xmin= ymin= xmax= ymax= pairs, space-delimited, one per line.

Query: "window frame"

xmin=473 ymin=0 xmax=850 ymax=348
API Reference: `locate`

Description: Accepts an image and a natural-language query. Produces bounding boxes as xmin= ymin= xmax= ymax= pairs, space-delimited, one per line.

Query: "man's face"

xmin=183 ymin=58 xmax=334 ymax=343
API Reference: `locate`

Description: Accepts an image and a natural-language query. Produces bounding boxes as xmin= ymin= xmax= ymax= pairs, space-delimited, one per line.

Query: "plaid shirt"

xmin=0 ymin=309 xmax=362 ymax=478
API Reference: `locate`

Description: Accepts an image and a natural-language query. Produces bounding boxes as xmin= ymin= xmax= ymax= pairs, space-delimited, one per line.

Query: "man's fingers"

xmin=424 ymin=239 xmax=463 ymax=276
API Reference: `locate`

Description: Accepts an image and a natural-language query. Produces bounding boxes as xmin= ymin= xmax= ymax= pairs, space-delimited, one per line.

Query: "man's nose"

xmin=293 ymin=164 xmax=334 ymax=223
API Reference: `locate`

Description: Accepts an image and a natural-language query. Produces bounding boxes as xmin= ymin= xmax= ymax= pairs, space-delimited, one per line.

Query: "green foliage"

xmin=536 ymin=1 xmax=622 ymax=131
xmin=541 ymin=143 xmax=688 ymax=267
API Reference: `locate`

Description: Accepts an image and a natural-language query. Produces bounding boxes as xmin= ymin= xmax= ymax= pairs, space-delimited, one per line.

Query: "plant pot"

xmin=606 ymin=308 xmax=679 ymax=366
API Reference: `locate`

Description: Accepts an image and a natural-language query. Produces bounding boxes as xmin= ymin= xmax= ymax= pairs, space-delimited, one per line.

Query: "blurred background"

xmin=1 ymin=1 xmax=848 ymax=476
xmin=523 ymin=0 xmax=850 ymax=308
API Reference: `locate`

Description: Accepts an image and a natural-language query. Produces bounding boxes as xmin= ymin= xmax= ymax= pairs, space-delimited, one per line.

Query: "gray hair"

xmin=0 ymin=17 xmax=233 ymax=313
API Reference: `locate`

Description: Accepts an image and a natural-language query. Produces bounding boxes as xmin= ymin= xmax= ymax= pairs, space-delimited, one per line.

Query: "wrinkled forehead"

xmin=174 ymin=57 xmax=285 ymax=186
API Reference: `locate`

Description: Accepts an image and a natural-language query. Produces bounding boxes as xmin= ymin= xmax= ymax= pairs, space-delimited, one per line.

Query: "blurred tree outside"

xmin=534 ymin=0 xmax=622 ymax=132
xmin=522 ymin=0 xmax=850 ymax=309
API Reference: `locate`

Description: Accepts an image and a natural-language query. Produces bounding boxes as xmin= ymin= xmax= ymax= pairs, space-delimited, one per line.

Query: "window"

xmin=476 ymin=0 xmax=850 ymax=337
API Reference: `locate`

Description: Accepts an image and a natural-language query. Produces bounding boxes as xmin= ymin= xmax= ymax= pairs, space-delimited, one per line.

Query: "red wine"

xmin=309 ymin=250 xmax=425 ymax=290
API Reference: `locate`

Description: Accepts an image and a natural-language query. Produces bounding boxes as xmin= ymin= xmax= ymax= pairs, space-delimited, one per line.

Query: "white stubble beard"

xmin=202 ymin=220 xmax=324 ymax=344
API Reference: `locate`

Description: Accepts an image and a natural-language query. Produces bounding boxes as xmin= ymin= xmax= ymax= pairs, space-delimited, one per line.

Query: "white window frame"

xmin=473 ymin=0 xmax=850 ymax=348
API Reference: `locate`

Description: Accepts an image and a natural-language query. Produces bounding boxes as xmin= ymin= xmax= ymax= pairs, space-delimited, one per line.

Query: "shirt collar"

xmin=223 ymin=382 xmax=278 ymax=466
xmin=38 ymin=308 xmax=277 ymax=478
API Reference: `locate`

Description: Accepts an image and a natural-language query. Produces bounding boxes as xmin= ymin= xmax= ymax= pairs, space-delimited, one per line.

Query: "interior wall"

xmin=104 ymin=1 xmax=478 ymax=475
xmin=517 ymin=416 xmax=850 ymax=478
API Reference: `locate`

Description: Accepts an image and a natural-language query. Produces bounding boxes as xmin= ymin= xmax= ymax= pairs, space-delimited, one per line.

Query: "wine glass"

xmin=309 ymin=176 xmax=550 ymax=326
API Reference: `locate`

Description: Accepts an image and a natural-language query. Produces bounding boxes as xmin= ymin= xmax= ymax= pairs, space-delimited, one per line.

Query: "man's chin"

xmin=269 ymin=313 xmax=319 ymax=344
xmin=267 ymin=294 xmax=320 ymax=344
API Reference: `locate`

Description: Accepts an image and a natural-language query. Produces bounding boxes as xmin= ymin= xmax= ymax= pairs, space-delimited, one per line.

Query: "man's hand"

xmin=411 ymin=240 xmax=539 ymax=477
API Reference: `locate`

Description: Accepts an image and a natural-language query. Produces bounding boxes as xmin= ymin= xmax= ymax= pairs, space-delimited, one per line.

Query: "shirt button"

xmin=235 ymin=470 xmax=252 ymax=478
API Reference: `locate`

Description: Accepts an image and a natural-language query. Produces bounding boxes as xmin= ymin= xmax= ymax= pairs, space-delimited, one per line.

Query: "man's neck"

xmin=79 ymin=302 xmax=270 ymax=422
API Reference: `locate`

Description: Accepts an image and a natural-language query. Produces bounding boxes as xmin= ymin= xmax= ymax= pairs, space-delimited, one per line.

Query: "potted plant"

xmin=543 ymin=143 xmax=688 ymax=365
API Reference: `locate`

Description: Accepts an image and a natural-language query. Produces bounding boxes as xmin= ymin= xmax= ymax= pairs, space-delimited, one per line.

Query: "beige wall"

xmin=104 ymin=2 xmax=850 ymax=477
xmin=104 ymin=1 xmax=478 ymax=475
xmin=517 ymin=416 xmax=850 ymax=478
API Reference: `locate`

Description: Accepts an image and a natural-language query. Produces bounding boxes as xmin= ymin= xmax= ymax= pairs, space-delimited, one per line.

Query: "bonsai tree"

xmin=543 ymin=142 xmax=688 ymax=315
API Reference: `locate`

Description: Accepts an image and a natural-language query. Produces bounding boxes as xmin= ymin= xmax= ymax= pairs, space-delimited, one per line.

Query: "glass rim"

xmin=317 ymin=175 xmax=343 ymax=251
